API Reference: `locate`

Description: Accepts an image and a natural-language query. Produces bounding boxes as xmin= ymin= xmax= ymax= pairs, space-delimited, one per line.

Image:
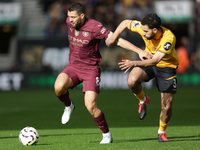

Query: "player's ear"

xmin=153 ymin=28 xmax=157 ymax=34
xmin=80 ymin=13 xmax=85 ymax=19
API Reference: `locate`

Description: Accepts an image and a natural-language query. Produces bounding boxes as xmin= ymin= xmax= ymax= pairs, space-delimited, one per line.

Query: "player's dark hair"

xmin=68 ymin=2 xmax=85 ymax=15
xmin=141 ymin=13 xmax=161 ymax=29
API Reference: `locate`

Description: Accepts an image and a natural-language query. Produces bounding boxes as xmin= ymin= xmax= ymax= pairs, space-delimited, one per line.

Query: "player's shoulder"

xmin=162 ymin=26 xmax=176 ymax=40
xmin=87 ymin=18 xmax=102 ymax=25
xmin=82 ymin=18 xmax=103 ymax=31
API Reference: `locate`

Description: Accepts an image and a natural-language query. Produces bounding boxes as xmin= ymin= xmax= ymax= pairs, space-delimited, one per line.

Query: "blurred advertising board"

xmin=154 ymin=1 xmax=194 ymax=22
xmin=0 ymin=71 xmax=200 ymax=91
xmin=0 ymin=3 xmax=22 ymax=24
xmin=0 ymin=71 xmax=154 ymax=91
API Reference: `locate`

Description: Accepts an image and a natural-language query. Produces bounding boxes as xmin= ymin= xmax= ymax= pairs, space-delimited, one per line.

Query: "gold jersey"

xmin=130 ymin=20 xmax=179 ymax=69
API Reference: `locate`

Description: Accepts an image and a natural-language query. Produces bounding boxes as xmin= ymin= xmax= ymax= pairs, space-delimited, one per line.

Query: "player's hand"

xmin=106 ymin=37 xmax=115 ymax=47
xmin=118 ymin=59 xmax=134 ymax=74
xmin=138 ymin=51 xmax=152 ymax=60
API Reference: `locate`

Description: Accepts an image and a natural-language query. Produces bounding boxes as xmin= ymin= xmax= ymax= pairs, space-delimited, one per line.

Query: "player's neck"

xmin=153 ymin=27 xmax=163 ymax=40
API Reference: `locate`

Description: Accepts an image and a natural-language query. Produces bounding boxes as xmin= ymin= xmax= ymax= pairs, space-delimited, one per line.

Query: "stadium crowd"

xmin=40 ymin=0 xmax=152 ymax=39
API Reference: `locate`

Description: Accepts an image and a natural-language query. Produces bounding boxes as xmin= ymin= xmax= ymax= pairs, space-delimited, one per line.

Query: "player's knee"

xmin=127 ymin=76 xmax=138 ymax=87
xmin=86 ymin=105 xmax=94 ymax=115
xmin=85 ymin=103 xmax=96 ymax=115
xmin=85 ymin=103 xmax=93 ymax=111
xmin=54 ymin=82 xmax=65 ymax=96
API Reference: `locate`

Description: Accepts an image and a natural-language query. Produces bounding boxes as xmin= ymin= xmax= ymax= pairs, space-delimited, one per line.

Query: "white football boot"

xmin=100 ymin=132 xmax=113 ymax=144
xmin=61 ymin=102 xmax=75 ymax=124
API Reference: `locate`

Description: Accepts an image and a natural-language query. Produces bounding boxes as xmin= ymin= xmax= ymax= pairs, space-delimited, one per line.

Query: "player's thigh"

xmin=54 ymin=73 xmax=73 ymax=91
xmin=82 ymin=70 xmax=101 ymax=94
xmin=128 ymin=67 xmax=149 ymax=83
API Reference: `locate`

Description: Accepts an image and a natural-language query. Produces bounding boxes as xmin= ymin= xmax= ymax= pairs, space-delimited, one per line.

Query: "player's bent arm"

xmin=106 ymin=32 xmax=152 ymax=60
xmin=119 ymin=51 xmax=165 ymax=73
xmin=133 ymin=51 xmax=166 ymax=67
xmin=119 ymin=51 xmax=165 ymax=69
xmin=117 ymin=37 xmax=152 ymax=60
xmin=116 ymin=37 xmax=143 ymax=54
xmin=106 ymin=20 xmax=132 ymax=47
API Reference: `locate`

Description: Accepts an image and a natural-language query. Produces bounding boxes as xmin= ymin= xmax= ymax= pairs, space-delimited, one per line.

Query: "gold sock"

xmin=159 ymin=119 xmax=169 ymax=131
xmin=134 ymin=90 xmax=145 ymax=101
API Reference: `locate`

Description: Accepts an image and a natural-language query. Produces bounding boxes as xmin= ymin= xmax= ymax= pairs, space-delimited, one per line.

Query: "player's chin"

xmin=71 ymin=24 xmax=76 ymax=28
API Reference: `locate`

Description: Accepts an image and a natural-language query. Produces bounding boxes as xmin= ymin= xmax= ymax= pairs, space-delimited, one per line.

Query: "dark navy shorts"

xmin=141 ymin=66 xmax=177 ymax=93
xmin=61 ymin=64 xmax=101 ymax=94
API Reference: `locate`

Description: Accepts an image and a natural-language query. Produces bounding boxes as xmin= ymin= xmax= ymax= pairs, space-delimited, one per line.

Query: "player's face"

xmin=141 ymin=25 xmax=155 ymax=40
xmin=68 ymin=11 xmax=84 ymax=29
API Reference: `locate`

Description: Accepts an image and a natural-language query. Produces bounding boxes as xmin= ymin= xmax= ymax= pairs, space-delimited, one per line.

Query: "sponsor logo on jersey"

xmin=164 ymin=42 xmax=171 ymax=50
xmin=132 ymin=21 xmax=140 ymax=28
xmin=135 ymin=23 xmax=140 ymax=28
xmin=100 ymin=27 xmax=106 ymax=34
xmin=68 ymin=35 xmax=89 ymax=44
xmin=152 ymin=46 xmax=157 ymax=50
xmin=96 ymin=77 xmax=100 ymax=87
xmin=75 ymin=30 xmax=79 ymax=36
xmin=82 ymin=31 xmax=89 ymax=37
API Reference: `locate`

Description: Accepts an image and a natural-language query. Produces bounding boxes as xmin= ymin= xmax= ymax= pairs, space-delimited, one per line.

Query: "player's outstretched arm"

xmin=106 ymin=19 xmax=131 ymax=47
xmin=106 ymin=20 xmax=152 ymax=60
xmin=106 ymin=32 xmax=152 ymax=60
xmin=117 ymin=37 xmax=152 ymax=60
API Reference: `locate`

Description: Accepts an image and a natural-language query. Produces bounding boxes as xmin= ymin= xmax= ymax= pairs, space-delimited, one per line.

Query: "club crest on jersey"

xmin=82 ymin=31 xmax=89 ymax=37
xmin=164 ymin=42 xmax=171 ymax=50
xmin=75 ymin=30 xmax=79 ymax=36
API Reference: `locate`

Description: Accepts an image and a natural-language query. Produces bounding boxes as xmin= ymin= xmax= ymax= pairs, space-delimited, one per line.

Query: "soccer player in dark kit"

xmin=54 ymin=2 xmax=151 ymax=144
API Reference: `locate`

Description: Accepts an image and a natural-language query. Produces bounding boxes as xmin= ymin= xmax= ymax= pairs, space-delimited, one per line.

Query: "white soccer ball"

xmin=19 ymin=127 xmax=39 ymax=146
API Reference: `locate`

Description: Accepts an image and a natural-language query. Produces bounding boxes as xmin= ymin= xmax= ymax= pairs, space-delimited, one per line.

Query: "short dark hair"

xmin=68 ymin=2 xmax=85 ymax=15
xmin=141 ymin=13 xmax=161 ymax=29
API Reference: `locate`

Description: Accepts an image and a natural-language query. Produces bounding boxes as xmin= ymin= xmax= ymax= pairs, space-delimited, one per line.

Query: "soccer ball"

xmin=19 ymin=127 xmax=39 ymax=146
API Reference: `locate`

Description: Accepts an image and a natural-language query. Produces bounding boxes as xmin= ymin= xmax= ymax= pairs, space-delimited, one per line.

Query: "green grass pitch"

xmin=0 ymin=87 xmax=200 ymax=150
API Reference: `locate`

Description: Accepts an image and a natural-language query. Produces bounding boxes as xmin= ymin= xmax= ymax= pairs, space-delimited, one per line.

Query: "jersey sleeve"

xmin=92 ymin=22 xmax=110 ymax=39
xmin=158 ymin=34 xmax=176 ymax=54
xmin=130 ymin=20 xmax=143 ymax=35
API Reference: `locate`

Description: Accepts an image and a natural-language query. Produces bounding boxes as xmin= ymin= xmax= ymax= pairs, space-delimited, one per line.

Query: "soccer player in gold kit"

xmin=106 ymin=13 xmax=179 ymax=142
